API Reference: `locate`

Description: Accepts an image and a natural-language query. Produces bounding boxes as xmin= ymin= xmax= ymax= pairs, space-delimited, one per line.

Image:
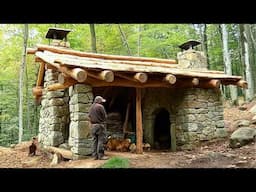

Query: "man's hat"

xmin=94 ymin=96 xmax=106 ymax=103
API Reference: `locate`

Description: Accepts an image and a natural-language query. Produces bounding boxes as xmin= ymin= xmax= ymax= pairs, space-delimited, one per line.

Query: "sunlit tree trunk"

xmin=118 ymin=24 xmax=132 ymax=55
xmin=137 ymin=24 xmax=142 ymax=56
xmin=221 ymin=24 xmax=238 ymax=103
xmin=25 ymin=58 xmax=30 ymax=132
xmin=199 ymin=24 xmax=209 ymax=68
xmin=243 ymin=24 xmax=254 ymax=101
xmin=89 ymin=24 xmax=97 ymax=53
xmin=18 ymin=24 xmax=28 ymax=143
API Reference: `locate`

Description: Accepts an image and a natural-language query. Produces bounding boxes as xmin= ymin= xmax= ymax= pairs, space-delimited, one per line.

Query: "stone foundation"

xmin=38 ymin=69 xmax=69 ymax=146
xmin=68 ymin=84 xmax=93 ymax=159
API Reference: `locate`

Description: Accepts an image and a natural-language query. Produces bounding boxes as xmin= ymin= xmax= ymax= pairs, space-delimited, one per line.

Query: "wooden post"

xmin=136 ymin=88 xmax=143 ymax=154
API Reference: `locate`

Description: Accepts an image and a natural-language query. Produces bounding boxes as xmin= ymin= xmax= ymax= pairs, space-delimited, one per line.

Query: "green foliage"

xmin=101 ymin=157 xmax=129 ymax=168
xmin=0 ymin=23 xmax=251 ymax=146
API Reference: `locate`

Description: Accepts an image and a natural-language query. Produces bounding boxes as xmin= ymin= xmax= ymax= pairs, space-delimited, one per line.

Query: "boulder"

xmin=249 ymin=104 xmax=256 ymax=114
xmin=229 ymin=127 xmax=256 ymax=148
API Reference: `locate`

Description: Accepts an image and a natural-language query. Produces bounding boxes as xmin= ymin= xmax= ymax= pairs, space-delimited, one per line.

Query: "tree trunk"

xmin=118 ymin=24 xmax=132 ymax=56
xmin=137 ymin=24 xmax=142 ymax=56
xmin=221 ymin=24 xmax=238 ymax=103
xmin=25 ymin=58 xmax=30 ymax=132
xmin=89 ymin=24 xmax=97 ymax=53
xmin=200 ymin=24 xmax=209 ymax=68
xmin=249 ymin=24 xmax=256 ymax=93
xmin=18 ymin=24 xmax=28 ymax=143
xmin=243 ymin=24 xmax=254 ymax=101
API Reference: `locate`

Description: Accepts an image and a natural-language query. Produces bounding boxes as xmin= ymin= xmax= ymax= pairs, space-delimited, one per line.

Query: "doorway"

xmin=153 ymin=108 xmax=171 ymax=150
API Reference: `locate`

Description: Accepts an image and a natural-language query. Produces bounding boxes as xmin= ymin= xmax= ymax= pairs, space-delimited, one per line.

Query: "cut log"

xmin=114 ymin=73 xmax=147 ymax=83
xmin=134 ymin=72 xmax=148 ymax=83
xmin=47 ymin=81 xmax=76 ymax=91
xmin=27 ymin=48 xmax=37 ymax=54
xmin=221 ymin=79 xmax=248 ymax=89
xmin=192 ymin=78 xmax=199 ymax=86
xmin=32 ymin=86 xmax=43 ymax=97
xmin=198 ymin=79 xmax=220 ymax=89
xmin=35 ymin=52 xmax=87 ymax=82
xmin=43 ymin=146 xmax=73 ymax=160
xmin=59 ymin=65 xmax=87 ymax=83
xmin=100 ymin=70 xmax=114 ymax=82
xmin=164 ymin=74 xmax=176 ymax=84
xmin=237 ymin=80 xmax=248 ymax=88
xmin=136 ymin=88 xmax=143 ymax=154
xmin=37 ymin=44 xmax=177 ymax=64
xmin=87 ymin=70 xmax=114 ymax=82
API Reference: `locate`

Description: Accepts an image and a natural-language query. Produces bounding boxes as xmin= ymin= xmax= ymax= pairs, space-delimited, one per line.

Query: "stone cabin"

xmin=28 ymin=28 xmax=247 ymax=159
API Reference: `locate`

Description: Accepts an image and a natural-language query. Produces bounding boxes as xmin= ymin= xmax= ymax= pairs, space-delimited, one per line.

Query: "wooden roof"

xmin=28 ymin=44 xmax=247 ymax=97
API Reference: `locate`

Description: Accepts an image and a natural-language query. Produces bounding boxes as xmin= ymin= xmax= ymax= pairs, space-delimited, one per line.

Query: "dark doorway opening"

xmin=154 ymin=108 xmax=171 ymax=150
xmin=92 ymin=87 xmax=136 ymax=138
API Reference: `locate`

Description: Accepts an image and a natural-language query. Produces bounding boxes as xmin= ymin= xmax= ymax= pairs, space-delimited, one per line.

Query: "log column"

xmin=136 ymin=88 xmax=143 ymax=154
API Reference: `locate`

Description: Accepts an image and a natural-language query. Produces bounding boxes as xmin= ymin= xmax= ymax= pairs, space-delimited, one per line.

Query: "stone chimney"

xmin=177 ymin=40 xmax=207 ymax=69
xmin=45 ymin=27 xmax=72 ymax=48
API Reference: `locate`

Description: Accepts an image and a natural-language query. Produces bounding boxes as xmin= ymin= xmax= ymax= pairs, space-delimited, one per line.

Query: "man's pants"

xmin=91 ymin=123 xmax=107 ymax=159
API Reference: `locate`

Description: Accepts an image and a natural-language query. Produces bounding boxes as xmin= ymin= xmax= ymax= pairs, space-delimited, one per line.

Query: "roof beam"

xmin=87 ymin=70 xmax=114 ymax=82
xmin=115 ymin=72 xmax=148 ymax=83
xmin=164 ymin=74 xmax=176 ymax=84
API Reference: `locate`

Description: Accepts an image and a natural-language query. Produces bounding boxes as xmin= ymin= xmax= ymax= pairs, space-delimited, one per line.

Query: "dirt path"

xmin=0 ymin=139 xmax=254 ymax=168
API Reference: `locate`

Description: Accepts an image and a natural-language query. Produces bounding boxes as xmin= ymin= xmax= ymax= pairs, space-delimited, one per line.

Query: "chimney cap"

xmin=45 ymin=27 xmax=72 ymax=40
xmin=179 ymin=40 xmax=201 ymax=50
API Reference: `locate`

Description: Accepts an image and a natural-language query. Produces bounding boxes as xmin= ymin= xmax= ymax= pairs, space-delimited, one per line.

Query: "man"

xmin=88 ymin=96 xmax=109 ymax=160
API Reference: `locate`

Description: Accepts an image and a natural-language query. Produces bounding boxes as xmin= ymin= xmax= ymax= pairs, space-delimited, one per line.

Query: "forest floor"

xmin=0 ymin=101 xmax=255 ymax=168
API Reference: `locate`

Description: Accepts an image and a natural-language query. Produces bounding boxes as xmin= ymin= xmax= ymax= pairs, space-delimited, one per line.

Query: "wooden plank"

xmin=37 ymin=44 xmax=177 ymax=64
xmin=136 ymin=88 xmax=143 ymax=154
xmin=37 ymin=51 xmax=243 ymax=80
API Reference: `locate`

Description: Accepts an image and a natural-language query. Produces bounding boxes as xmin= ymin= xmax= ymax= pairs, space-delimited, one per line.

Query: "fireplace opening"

xmin=153 ymin=108 xmax=171 ymax=150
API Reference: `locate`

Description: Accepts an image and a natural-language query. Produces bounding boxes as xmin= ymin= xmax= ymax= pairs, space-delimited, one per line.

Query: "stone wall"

xmin=142 ymin=87 xmax=227 ymax=151
xmin=68 ymin=84 xmax=93 ymax=159
xmin=142 ymin=88 xmax=175 ymax=150
xmin=174 ymin=88 xmax=227 ymax=150
xmin=177 ymin=50 xmax=207 ymax=69
xmin=38 ymin=69 xmax=69 ymax=146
